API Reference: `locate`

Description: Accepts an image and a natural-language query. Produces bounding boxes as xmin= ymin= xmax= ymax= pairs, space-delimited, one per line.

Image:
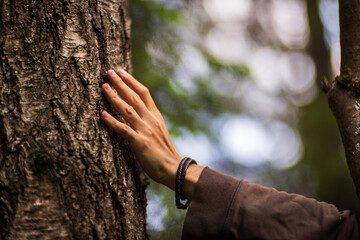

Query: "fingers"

xmin=115 ymin=68 xmax=159 ymax=113
xmin=106 ymin=70 xmax=149 ymax=118
xmin=102 ymin=83 xmax=144 ymax=131
xmin=101 ymin=111 xmax=138 ymax=142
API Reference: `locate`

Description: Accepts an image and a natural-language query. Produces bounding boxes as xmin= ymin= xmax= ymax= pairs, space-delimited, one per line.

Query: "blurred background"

xmin=129 ymin=0 xmax=360 ymax=239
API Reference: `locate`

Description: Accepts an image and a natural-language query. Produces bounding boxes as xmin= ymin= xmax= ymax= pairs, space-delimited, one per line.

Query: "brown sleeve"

xmin=182 ymin=167 xmax=360 ymax=240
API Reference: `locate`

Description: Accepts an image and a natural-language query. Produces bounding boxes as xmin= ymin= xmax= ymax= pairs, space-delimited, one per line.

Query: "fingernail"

xmin=117 ymin=67 xmax=126 ymax=74
xmin=102 ymin=111 xmax=110 ymax=119
xmin=103 ymin=83 xmax=111 ymax=91
xmin=107 ymin=69 xmax=116 ymax=76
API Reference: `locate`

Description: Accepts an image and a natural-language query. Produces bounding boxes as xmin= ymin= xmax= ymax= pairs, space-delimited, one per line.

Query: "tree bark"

xmin=326 ymin=0 xmax=360 ymax=199
xmin=0 ymin=0 xmax=147 ymax=239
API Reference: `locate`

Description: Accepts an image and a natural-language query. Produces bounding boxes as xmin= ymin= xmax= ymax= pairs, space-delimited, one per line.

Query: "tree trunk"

xmin=325 ymin=0 xmax=360 ymax=199
xmin=0 ymin=0 xmax=147 ymax=239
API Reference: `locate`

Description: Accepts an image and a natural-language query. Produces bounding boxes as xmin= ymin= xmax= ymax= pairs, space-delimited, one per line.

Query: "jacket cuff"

xmin=182 ymin=167 xmax=241 ymax=240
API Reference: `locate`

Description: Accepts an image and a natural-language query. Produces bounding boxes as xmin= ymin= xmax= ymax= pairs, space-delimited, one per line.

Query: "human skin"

xmin=101 ymin=69 xmax=204 ymax=200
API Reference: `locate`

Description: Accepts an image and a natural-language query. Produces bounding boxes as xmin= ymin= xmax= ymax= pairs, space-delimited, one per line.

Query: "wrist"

xmin=183 ymin=164 xmax=204 ymax=200
xmin=159 ymin=154 xmax=182 ymax=190
xmin=159 ymin=156 xmax=204 ymax=202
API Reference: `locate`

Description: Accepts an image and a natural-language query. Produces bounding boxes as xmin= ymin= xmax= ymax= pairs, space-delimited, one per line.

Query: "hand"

xmin=101 ymin=69 xmax=203 ymax=199
xmin=101 ymin=69 xmax=180 ymax=188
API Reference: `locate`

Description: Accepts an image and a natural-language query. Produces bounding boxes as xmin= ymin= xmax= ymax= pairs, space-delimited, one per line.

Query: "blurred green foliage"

xmin=129 ymin=0 xmax=360 ymax=239
xmin=130 ymin=0 xmax=250 ymax=137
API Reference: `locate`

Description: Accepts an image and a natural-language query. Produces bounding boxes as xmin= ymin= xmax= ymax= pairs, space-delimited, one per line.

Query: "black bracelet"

xmin=175 ymin=157 xmax=188 ymax=209
xmin=175 ymin=157 xmax=197 ymax=209
xmin=180 ymin=158 xmax=196 ymax=200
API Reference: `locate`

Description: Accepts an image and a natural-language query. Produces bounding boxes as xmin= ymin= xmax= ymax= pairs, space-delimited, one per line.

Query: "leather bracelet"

xmin=175 ymin=157 xmax=197 ymax=209
xmin=175 ymin=157 xmax=188 ymax=209
xmin=180 ymin=158 xmax=196 ymax=200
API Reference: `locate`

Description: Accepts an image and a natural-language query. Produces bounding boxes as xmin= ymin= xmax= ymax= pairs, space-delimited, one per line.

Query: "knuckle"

xmin=130 ymin=94 xmax=140 ymax=104
xmin=116 ymin=122 xmax=126 ymax=131
xmin=141 ymin=87 xmax=150 ymax=96
xmin=120 ymin=124 xmax=131 ymax=135
xmin=115 ymin=123 xmax=135 ymax=139
xmin=138 ymin=136 xmax=150 ymax=149
xmin=124 ymin=106 xmax=134 ymax=116
xmin=109 ymin=91 xmax=118 ymax=101
xmin=144 ymin=127 xmax=154 ymax=137
xmin=153 ymin=119 xmax=161 ymax=128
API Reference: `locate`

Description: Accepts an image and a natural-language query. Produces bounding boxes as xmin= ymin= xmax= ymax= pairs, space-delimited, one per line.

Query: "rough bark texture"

xmin=326 ymin=0 xmax=360 ymax=199
xmin=0 ymin=0 xmax=148 ymax=239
